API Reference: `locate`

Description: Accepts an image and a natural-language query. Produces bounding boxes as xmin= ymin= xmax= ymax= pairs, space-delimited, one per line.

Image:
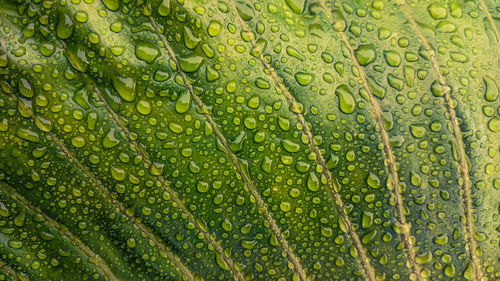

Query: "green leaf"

xmin=0 ymin=0 xmax=498 ymax=280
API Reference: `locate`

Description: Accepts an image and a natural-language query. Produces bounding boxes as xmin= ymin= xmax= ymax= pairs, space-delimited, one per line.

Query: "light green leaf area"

xmin=0 ymin=0 xmax=498 ymax=280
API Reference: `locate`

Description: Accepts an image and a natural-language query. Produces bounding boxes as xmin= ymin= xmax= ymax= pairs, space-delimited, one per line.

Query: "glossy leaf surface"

xmin=0 ymin=0 xmax=499 ymax=280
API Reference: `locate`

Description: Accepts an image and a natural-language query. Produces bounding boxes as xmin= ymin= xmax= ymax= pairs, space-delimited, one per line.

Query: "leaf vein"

xmin=3 ymin=89 xmax=195 ymax=281
xmin=147 ymin=14 xmax=306 ymax=281
xmin=395 ymin=1 xmax=484 ymax=279
xmin=227 ymin=0 xmax=378 ymax=280
xmin=0 ymin=181 xmax=119 ymax=281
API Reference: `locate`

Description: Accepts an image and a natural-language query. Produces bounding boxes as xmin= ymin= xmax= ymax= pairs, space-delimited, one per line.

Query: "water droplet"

xmin=488 ymin=117 xmax=500 ymax=132
xmin=355 ymin=44 xmax=376 ymax=66
xmin=111 ymin=166 xmax=126 ymax=181
xmin=383 ymin=50 xmax=401 ymax=67
xmin=173 ymin=91 xmax=191 ymax=114
xmin=74 ymin=11 xmax=88 ymax=23
xmin=19 ymin=78 xmax=34 ymax=98
xmin=244 ymin=117 xmax=257 ymax=129
xmin=483 ymin=76 xmax=498 ymax=102
xmin=281 ymin=139 xmax=300 ymax=153
xmin=410 ymin=171 xmax=422 ymax=186
xmin=13 ymin=211 xmax=25 ymax=227
xmin=285 ymin=0 xmax=305 ymax=14
xmin=410 ymin=125 xmax=426 ymax=138
xmin=102 ymin=0 xmax=120 ymax=11
xmin=65 ymin=45 xmax=88 ymax=72
xmin=432 ymin=234 xmax=448 ymax=245
xmin=112 ymin=76 xmax=136 ymax=102
xmin=178 ymin=55 xmax=204 ymax=72
xmin=286 ymin=46 xmax=305 ymax=61
xmin=197 ymin=181 xmax=209 ymax=193
xmin=416 ymin=251 xmax=433 ymax=264
xmin=463 ymin=262 xmax=474 ymax=280
xmin=103 ymin=128 xmax=120 ymax=149
xmin=278 ymin=117 xmax=290 ymax=131
xmin=0 ymin=119 xmax=8 ymax=132
xmin=71 ymin=136 xmax=86 ymax=148
xmin=136 ymin=100 xmax=152 ymax=115
xmin=255 ymin=77 xmax=270 ymax=89
xmin=444 ymin=264 xmax=456 ymax=277
xmin=427 ymin=3 xmax=447 ymax=19
xmin=366 ymin=173 xmax=381 ymax=188
xmin=261 ymin=156 xmax=272 ymax=173
xmin=247 ymin=96 xmax=260 ymax=108
xmin=169 ymin=123 xmax=183 ymax=134
xmin=335 ymin=85 xmax=356 ymax=114
xmin=222 ymin=219 xmax=233 ymax=231
xmin=280 ymin=201 xmax=291 ymax=212
xmin=307 ymin=172 xmax=320 ymax=191
xmin=362 ymin=211 xmax=373 ymax=228
xmin=294 ymin=72 xmax=314 ymax=86
xmin=16 ymin=128 xmax=39 ymax=143
xmin=436 ymin=21 xmax=456 ymax=32
xmin=183 ymin=26 xmax=201 ymax=49
xmin=126 ymin=238 xmax=136 ymax=248
xmin=135 ymin=41 xmax=160 ymax=64
xmin=8 ymin=240 xmax=22 ymax=249
xmin=0 ymin=202 xmax=9 ymax=217
xmin=56 ymin=14 xmax=74 ymax=39
xmin=208 ymin=20 xmax=222 ymax=37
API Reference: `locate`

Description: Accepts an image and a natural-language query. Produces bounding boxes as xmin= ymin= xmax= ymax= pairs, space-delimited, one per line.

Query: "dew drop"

xmin=135 ymin=41 xmax=160 ymax=64
xmin=56 ymin=14 xmax=74 ymax=39
xmin=112 ymin=76 xmax=136 ymax=102
xmin=355 ymin=44 xmax=376 ymax=66
xmin=335 ymin=85 xmax=356 ymax=114
xmin=294 ymin=72 xmax=314 ymax=86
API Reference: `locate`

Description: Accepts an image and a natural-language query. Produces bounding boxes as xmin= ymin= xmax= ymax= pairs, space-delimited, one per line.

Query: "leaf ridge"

xmin=316 ymin=1 xmax=423 ymax=279
xmin=78 ymin=72 xmax=242 ymax=281
xmin=146 ymin=15 xmax=307 ymax=281
xmin=0 ymin=258 xmax=20 ymax=281
xmin=0 ymin=181 xmax=119 ymax=281
xmin=395 ymin=1 xmax=484 ymax=280
xmin=2 ymin=91 xmax=195 ymax=281
xmin=226 ymin=0 xmax=377 ymax=280
xmin=478 ymin=0 xmax=500 ymax=49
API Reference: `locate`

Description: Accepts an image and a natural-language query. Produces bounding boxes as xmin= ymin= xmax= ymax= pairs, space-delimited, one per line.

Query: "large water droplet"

xmin=483 ymin=76 xmax=498 ymax=102
xmin=307 ymin=172 xmax=320 ymax=191
xmin=112 ymin=76 xmax=136 ymax=102
xmin=285 ymin=0 xmax=305 ymax=14
xmin=56 ymin=14 xmax=74 ymax=39
xmin=135 ymin=41 xmax=160 ymax=64
xmin=19 ymin=78 xmax=34 ymax=98
xmin=335 ymin=85 xmax=356 ymax=114
xmin=294 ymin=72 xmax=314 ymax=86
xmin=178 ymin=55 xmax=204 ymax=72
xmin=427 ymin=3 xmax=447 ymax=19
xmin=102 ymin=0 xmax=120 ymax=11
xmin=355 ymin=44 xmax=376 ymax=66
xmin=103 ymin=128 xmax=120 ymax=149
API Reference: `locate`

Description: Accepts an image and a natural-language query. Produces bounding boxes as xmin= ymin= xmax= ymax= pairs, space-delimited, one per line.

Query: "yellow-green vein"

xmin=395 ymin=0 xmax=483 ymax=279
xmin=146 ymin=14 xmax=307 ymax=281
xmin=478 ymin=0 xmax=500 ymax=49
xmin=1 ymin=91 xmax=196 ymax=281
xmin=226 ymin=0 xmax=377 ymax=280
xmin=316 ymin=0 xmax=423 ymax=279
xmin=0 ymin=181 xmax=119 ymax=281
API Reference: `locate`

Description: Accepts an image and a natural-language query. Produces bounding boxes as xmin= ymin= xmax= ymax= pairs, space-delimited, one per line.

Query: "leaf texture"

xmin=0 ymin=0 xmax=498 ymax=280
